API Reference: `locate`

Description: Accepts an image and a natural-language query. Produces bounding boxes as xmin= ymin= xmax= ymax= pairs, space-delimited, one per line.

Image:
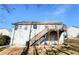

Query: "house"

xmin=10 ymin=21 xmax=67 ymax=47
xmin=67 ymin=26 xmax=79 ymax=38
xmin=0 ymin=28 xmax=10 ymax=36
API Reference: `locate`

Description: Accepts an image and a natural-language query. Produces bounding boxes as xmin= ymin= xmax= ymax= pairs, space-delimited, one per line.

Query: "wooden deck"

xmin=0 ymin=44 xmax=79 ymax=55
xmin=0 ymin=47 xmax=24 ymax=55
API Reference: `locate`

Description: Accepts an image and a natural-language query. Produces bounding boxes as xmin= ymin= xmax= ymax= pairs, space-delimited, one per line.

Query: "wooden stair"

xmin=30 ymin=28 xmax=48 ymax=46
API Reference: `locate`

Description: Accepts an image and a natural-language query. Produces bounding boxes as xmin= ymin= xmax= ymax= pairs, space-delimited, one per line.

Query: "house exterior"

xmin=0 ymin=28 xmax=10 ymax=36
xmin=10 ymin=21 xmax=67 ymax=47
xmin=67 ymin=26 xmax=79 ymax=38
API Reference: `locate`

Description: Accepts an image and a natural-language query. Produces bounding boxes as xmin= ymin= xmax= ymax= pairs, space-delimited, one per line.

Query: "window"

xmin=15 ymin=25 xmax=18 ymax=30
xmin=25 ymin=26 xmax=27 ymax=30
xmin=18 ymin=25 xmax=22 ymax=29
xmin=33 ymin=24 xmax=37 ymax=29
xmin=45 ymin=26 xmax=48 ymax=28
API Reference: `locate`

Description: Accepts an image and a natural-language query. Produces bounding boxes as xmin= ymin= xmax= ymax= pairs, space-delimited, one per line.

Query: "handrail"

xmin=30 ymin=28 xmax=48 ymax=45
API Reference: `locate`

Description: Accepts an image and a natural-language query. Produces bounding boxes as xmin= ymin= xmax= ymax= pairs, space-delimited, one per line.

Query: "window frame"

xmin=15 ymin=25 xmax=18 ymax=30
xmin=25 ymin=26 xmax=27 ymax=30
xmin=33 ymin=24 xmax=37 ymax=29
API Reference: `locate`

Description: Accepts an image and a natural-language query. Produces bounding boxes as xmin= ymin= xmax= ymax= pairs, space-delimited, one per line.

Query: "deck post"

xmin=57 ymin=28 xmax=61 ymax=49
xmin=57 ymin=30 xmax=59 ymax=45
xmin=48 ymin=27 xmax=51 ymax=47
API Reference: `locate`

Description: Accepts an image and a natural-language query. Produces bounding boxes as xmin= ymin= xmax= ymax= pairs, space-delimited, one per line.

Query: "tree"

xmin=0 ymin=35 xmax=11 ymax=46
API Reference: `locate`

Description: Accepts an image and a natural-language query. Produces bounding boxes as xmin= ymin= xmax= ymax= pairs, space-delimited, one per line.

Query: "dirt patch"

xmin=0 ymin=47 xmax=6 ymax=52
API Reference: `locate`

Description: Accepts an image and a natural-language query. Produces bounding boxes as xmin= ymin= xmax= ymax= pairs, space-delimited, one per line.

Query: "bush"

xmin=77 ymin=35 xmax=79 ymax=38
xmin=0 ymin=35 xmax=11 ymax=46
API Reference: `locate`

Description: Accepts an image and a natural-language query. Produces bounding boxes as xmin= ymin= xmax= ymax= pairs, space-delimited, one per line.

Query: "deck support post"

xmin=48 ymin=28 xmax=51 ymax=47
xmin=57 ymin=30 xmax=59 ymax=45
xmin=57 ymin=29 xmax=61 ymax=49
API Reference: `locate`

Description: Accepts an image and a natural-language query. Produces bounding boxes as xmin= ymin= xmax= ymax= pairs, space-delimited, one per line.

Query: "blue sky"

xmin=0 ymin=4 xmax=79 ymax=30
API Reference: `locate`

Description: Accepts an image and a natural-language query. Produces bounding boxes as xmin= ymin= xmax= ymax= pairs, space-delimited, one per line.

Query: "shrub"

xmin=0 ymin=35 xmax=10 ymax=46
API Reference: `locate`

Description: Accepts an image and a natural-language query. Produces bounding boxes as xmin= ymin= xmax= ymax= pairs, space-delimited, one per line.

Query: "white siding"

xmin=11 ymin=25 xmax=45 ymax=46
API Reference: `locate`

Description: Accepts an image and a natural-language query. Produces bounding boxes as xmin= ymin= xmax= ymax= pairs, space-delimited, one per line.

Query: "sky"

xmin=0 ymin=4 xmax=79 ymax=30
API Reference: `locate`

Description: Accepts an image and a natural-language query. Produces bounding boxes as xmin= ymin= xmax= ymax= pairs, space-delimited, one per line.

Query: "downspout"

xmin=10 ymin=25 xmax=16 ymax=46
xmin=28 ymin=22 xmax=32 ymax=46
xmin=25 ymin=22 xmax=32 ymax=54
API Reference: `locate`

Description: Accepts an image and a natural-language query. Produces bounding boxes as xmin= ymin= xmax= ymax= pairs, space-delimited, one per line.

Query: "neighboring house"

xmin=67 ymin=26 xmax=79 ymax=38
xmin=0 ymin=28 xmax=10 ymax=37
xmin=10 ymin=21 xmax=67 ymax=46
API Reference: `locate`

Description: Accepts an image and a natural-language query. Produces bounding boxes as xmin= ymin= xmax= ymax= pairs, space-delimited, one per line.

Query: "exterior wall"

xmin=10 ymin=25 xmax=45 ymax=46
xmin=30 ymin=25 xmax=45 ymax=39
